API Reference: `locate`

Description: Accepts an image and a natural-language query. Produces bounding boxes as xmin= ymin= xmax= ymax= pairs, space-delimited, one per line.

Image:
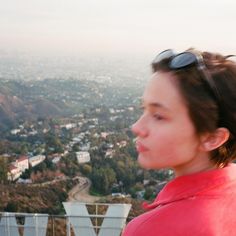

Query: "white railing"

xmin=0 ymin=203 xmax=131 ymax=236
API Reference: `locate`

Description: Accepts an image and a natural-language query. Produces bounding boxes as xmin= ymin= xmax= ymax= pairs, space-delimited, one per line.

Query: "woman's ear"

xmin=200 ymin=128 xmax=230 ymax=152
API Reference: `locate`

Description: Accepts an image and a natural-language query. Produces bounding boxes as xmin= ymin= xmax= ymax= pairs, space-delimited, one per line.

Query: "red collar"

xmin=143 ymin=164 xmax=236 ymax=210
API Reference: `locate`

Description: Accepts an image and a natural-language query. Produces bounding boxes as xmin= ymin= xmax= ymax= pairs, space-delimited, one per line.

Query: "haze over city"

xmin=0 ymin=0 xmax=235 ymax=58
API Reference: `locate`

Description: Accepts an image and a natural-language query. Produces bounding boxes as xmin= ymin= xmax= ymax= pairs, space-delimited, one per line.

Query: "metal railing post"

xmin=95 ymin=204 xmax=98 ymax=236
xmin=52 ymin=216 xmax=55 ymax=236
xmin=66 ymin=215 xmax=71 ymax=236
xmin=35 ymin=214 xmax=38 ymax=236
xmin=6 ymin=213 xmax=10 ymax=236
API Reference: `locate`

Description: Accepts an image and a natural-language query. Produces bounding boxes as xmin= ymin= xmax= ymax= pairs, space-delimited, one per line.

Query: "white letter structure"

xmin=63 ymin=202 xmax=131 ymax=236
xmin=0 ymin=212 xmax=48 ymax=236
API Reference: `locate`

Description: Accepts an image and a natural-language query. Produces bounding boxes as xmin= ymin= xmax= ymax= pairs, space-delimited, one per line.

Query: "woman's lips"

xmin=136 ymin=141 xmax=149 ymax=153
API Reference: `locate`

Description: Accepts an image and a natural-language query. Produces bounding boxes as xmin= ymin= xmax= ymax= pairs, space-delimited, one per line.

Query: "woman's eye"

xmin=153 ymin=114 xmax=164 ymax=120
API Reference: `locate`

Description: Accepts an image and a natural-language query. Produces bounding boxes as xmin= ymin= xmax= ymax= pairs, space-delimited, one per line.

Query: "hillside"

xmin=0 ymin=78 xmax=141 ymax=131
xmin=0 ymin=179 xmax=78 ymax=214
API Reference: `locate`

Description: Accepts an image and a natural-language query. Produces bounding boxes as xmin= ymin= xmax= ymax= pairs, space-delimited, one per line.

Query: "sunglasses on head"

xmin=152 ymin=49 xmax=221 ymax=105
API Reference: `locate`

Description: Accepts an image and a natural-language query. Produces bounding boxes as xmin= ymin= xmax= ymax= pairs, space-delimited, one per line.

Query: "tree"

xmin=5 ymin=201 xmax=19 ymax=212
xmin=45 ymin=157 xmax=56 ymax=171
xmin=144 ymin=187 xmax=155 ymax=200
xmin=80 ymin=164 xmax=92 ymax=176
xmin=0 ymin=156 xmax=8 ymax=183
xmin=45 ymin=134 xmax=63 ymax=154
xmin=90 ymin=167 xmax=117 ymax=194
xmin=20 ymin=167 xmax=32 ymax=179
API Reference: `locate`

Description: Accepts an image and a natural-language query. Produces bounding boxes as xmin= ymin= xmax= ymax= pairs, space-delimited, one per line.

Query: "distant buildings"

xmin=8 ymin=164 xmax=22 ymax=181
xmin=8 ymin=155 xmax=46 ymax=181
xmin=52 ymin=156 xmax=61 ymax=164
xmin=105 ymin=149 xmax=115 ymax=158
xmin=10 ymin=129 xmax=21 ymax=135
xmin=101 ymin=132 xmax=109 ymax=138
xmin=8 ymin=155 xmax=29 ymax=181
xmin=60 ymin=123 xmax=77 ymax=130
xmin=29 ymin=155 xmax=46 ymax=167
xmin=76 ymin=151 xmax=90 ymax=164
xmin=13 ymin=155 xmax=29 ymax=172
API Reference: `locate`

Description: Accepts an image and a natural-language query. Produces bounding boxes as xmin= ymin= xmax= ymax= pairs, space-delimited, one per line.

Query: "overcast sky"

xmin=0 ymin=0 xmax=235 ymax=57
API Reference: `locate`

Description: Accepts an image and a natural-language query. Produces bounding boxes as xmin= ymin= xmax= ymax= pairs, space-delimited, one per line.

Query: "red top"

xmin=122 ymin=164 xmax=236 ymax=236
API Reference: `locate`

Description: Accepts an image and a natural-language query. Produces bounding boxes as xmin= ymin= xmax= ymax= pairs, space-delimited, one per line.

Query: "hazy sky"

xmin=0 ymin=0 xmax=235 ymax=57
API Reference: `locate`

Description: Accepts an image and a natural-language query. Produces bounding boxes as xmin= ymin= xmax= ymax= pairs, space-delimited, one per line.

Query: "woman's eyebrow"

xmin=149 ymin=102 xmax=169 ymax=110
xmin=141 ymin=99 xmax=169 ymax=111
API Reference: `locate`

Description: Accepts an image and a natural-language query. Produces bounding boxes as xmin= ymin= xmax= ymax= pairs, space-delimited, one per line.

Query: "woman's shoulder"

xmin=123 ymin=195 xmax=236 ymax=236
xmin=122 ymin=165 xmax=236 ymax=236
xmin=122 ymin=201 xmax=201 ymax=236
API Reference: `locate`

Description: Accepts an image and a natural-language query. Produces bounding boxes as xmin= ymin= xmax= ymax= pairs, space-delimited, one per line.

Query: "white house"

xmin=8 ymin=165 xmax=22 ymax=181
xmin=60 ymin=123 xmax=77 ymax=130
xmin=52 ymin=156 xmax=61 ymax=164
xmin=117 ymin=140 xmax=128 ymax=148
xmin=76 ymin=152 xmax=90 ymax=164
xmin=14 ymin=155 xmax=29 ymax=172
xmin=29 ymin=155 xmax=46 ymax=167
xmin=10 ymin=129 xmax=21 ymax=135
xmin=105 ymin=149 xmax=115 ymax=158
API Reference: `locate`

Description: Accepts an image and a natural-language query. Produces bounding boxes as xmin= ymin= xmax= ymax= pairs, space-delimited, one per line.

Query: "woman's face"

xmin=132 ymin=71 xmax=211 ymax=175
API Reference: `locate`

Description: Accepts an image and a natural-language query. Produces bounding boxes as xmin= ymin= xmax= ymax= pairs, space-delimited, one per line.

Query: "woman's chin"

xmin=137 ymin=155 xmax=153 ymax=170
xmin=137 ymin=154 xmax=165 ymax=170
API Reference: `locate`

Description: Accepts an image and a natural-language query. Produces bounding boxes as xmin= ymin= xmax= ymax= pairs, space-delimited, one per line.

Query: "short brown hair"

xmin=152 ymin=50 xmax=236 ymax=167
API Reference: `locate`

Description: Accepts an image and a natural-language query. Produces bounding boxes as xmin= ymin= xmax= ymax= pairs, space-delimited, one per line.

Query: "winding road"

xmin=67 ymin=176 xmax=100 ymax=203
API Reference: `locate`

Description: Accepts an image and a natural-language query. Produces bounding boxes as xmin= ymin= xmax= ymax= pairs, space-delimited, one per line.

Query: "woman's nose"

xmin=131 ymin=116 xmax=148 ymax=138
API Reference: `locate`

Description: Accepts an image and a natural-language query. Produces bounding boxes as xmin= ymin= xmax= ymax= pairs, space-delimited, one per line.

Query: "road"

xmin=67 ymin=176 xmax=100 ymax=203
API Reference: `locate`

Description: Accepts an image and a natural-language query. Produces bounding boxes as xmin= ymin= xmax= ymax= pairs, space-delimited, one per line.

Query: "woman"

xmin=122 ymin=49 xmax=236 ymax=235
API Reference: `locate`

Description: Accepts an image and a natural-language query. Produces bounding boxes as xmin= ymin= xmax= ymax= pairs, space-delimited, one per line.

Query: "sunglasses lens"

xmin=152 ymin=49 xmax=221 ymax=109
xmin=152 ymin=49 xmax=175 ymax=64
xmin=170 ymin=52 xmax=197 ymax=69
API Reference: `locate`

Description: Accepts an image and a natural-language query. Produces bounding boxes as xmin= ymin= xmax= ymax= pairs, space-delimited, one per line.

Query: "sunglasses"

xmin=152 ymin=49 xmax=221 ymax=105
